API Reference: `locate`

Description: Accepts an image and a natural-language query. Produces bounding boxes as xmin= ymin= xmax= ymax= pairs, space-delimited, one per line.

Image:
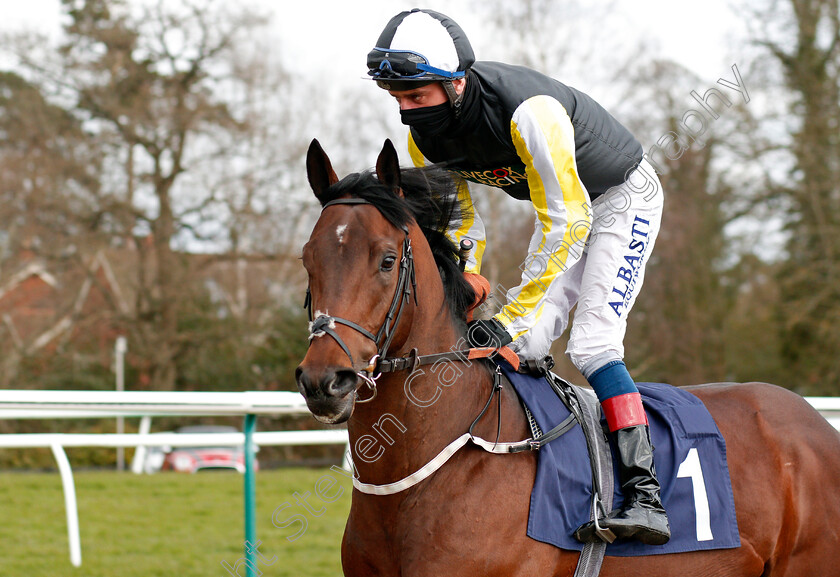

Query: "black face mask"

xmin=400 ymin=102 xmax=454 ymax=137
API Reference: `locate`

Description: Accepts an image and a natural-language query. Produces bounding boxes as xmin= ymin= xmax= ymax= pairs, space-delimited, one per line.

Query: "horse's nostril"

xmin=324 ymin=370 xmax=358 ymax=398
xmin=295 ymin=366 xmax=310 ymax=394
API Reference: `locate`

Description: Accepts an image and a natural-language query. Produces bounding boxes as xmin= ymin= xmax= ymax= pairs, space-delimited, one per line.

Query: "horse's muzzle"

xmin=295 ymin=365 xmax=358 ymax=424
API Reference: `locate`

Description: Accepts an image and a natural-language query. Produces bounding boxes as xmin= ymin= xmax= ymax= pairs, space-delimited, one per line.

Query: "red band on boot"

xmin=602 ymin=392 xmax=648 ymax=432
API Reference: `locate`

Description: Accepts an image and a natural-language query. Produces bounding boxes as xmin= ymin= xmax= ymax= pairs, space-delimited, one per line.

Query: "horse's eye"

xmin=380 ymin=255 xmax=397 ymax=272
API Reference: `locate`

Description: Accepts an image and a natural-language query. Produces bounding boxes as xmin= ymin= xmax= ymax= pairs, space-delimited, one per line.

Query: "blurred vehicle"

xmin=160 ymin=425 xmax=258 ymax=474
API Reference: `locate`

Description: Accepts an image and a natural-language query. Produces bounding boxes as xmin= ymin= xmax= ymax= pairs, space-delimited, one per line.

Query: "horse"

xmin=295 ymin=138 xmax=840 ymax=576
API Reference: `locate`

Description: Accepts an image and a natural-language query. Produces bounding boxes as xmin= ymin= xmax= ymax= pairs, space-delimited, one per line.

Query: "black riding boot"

xmin=574 ymin=424 xmax=670 ymax=545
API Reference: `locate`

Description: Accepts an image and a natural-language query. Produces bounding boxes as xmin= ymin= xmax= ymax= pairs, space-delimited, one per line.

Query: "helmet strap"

xmin=442 ymin=80 xmax=465 ymax=118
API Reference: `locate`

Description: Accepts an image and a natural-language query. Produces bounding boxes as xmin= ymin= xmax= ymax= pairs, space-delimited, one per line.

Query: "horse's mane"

xmin=318 ymin=165 xmax=477 ymax=325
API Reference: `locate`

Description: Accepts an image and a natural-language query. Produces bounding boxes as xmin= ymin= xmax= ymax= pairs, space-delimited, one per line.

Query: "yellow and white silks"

xmin=501 ymin=96 xmax=592 ymax=355
xmin=410 ymin=91 xmax=665 ymax=373
xmin=410 ymin=95 xmax=592 ymax=359
xmin=408 ymin=131 xmax=489 ymax=274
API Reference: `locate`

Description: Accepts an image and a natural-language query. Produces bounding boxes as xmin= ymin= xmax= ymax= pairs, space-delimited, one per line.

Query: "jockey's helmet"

xmin=367 ymin=8 xmax=474 ymax=96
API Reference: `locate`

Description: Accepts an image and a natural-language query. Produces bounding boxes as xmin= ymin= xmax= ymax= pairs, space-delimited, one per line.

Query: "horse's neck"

xmin=346 ymin=237 xmax=528 ymax=484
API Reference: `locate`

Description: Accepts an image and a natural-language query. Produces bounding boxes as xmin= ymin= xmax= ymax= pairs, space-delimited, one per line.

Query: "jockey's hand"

xmin=467 ymin=318 xmax=512 ymax=348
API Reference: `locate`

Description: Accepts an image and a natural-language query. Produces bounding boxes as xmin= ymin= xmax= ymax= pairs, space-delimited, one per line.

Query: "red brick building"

xmin=0 ymin=246 xmax=304 ymax=386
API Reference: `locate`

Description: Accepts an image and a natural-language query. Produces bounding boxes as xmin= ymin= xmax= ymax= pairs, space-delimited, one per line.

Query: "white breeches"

xmin=510 ymin=158 xmax=664 ymax=378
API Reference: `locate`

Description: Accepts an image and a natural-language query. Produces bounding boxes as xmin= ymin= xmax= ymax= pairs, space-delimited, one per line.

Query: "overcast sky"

xmin=2 ymin=0 xmax=744 ymax=83
xmin=0 ymin=1 xmax=780 ymax=254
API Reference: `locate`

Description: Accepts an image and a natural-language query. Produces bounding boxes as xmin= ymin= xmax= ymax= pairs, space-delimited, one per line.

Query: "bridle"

xmin=304 ymin=197 xmax=417 ymax=401
xmin=303 ymin=196 xmax=520 ymax=404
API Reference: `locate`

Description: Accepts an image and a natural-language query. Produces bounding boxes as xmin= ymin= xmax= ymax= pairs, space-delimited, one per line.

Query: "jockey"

xmin=366 ymin=9 xmax=669 ymax=546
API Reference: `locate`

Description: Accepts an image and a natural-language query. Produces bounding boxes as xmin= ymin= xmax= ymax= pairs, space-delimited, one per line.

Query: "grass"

xmin=0 ymin=468 xmax=352 ymax=577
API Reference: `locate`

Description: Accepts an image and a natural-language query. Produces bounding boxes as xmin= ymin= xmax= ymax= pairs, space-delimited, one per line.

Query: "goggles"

xmin=366 ymin=47 xmax=466 ymax=81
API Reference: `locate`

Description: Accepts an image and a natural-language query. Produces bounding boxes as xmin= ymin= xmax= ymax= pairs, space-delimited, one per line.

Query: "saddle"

xmin=507 ymin=357 xmax=615 ymax=577
xmin=498 ymin=357 xmax=740 ymax=565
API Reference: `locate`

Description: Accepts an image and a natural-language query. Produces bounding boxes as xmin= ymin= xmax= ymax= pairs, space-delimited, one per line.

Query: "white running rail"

xmin=0 ymin=391 xmax=837 ymax=568
xmin=0 ymin=390 xmax=349 ymax=568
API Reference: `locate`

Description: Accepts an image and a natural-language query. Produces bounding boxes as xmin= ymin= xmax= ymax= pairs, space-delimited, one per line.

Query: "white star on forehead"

xmin=336 ymin=224 xmax=348 ymax=244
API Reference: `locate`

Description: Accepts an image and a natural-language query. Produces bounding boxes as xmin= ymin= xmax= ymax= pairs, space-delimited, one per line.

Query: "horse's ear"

xmin=375 ymin=139 xmax=402 ymax=196
xmin=307 ymin=139 xmax=339 ymax=201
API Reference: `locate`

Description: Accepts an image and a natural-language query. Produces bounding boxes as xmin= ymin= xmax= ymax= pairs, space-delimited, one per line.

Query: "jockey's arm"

xmin=408 ymin=132 xmax=486 ymax=273
xmin=493 ymin=95 xmax=592 ymax=342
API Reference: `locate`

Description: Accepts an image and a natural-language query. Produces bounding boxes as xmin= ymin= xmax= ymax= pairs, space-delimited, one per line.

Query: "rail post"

xmin=243 ymin=413 xmax=257 ymax=576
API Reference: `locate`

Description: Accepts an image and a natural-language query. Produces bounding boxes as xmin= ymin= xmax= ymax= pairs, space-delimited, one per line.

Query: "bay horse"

xmin=296 ymin=138 xmax=840 ymax=576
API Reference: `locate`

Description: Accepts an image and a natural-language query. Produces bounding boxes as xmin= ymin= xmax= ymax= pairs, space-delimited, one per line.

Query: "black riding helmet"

xmin=367 ymin=8 xmax=474 ymax=106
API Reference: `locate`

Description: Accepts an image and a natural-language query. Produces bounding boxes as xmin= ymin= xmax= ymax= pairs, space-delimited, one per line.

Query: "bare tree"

xmin=743 ymin=0 xmax=840 ymax=392
xmin=7 ymin=0 xmax=300 ymax=389
xmin=0 ymin=71 xmax=105 ymax=384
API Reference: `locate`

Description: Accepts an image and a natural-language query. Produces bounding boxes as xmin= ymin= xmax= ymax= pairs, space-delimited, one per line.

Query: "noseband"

xmin=304 ymin=198 xmax=417 ymax=400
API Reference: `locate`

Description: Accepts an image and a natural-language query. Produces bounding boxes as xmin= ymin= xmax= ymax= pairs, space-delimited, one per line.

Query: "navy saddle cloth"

xmin=500 ymin=363 xmax=740 ymax=556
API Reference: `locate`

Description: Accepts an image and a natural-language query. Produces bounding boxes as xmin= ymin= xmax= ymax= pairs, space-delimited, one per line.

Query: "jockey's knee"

xmin=568 ymin=346 xmax=623 ymax=378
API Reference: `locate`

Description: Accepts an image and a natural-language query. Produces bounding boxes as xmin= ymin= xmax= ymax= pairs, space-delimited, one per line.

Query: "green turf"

xmin=0 ymin=468 xmax=352 ymax=577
